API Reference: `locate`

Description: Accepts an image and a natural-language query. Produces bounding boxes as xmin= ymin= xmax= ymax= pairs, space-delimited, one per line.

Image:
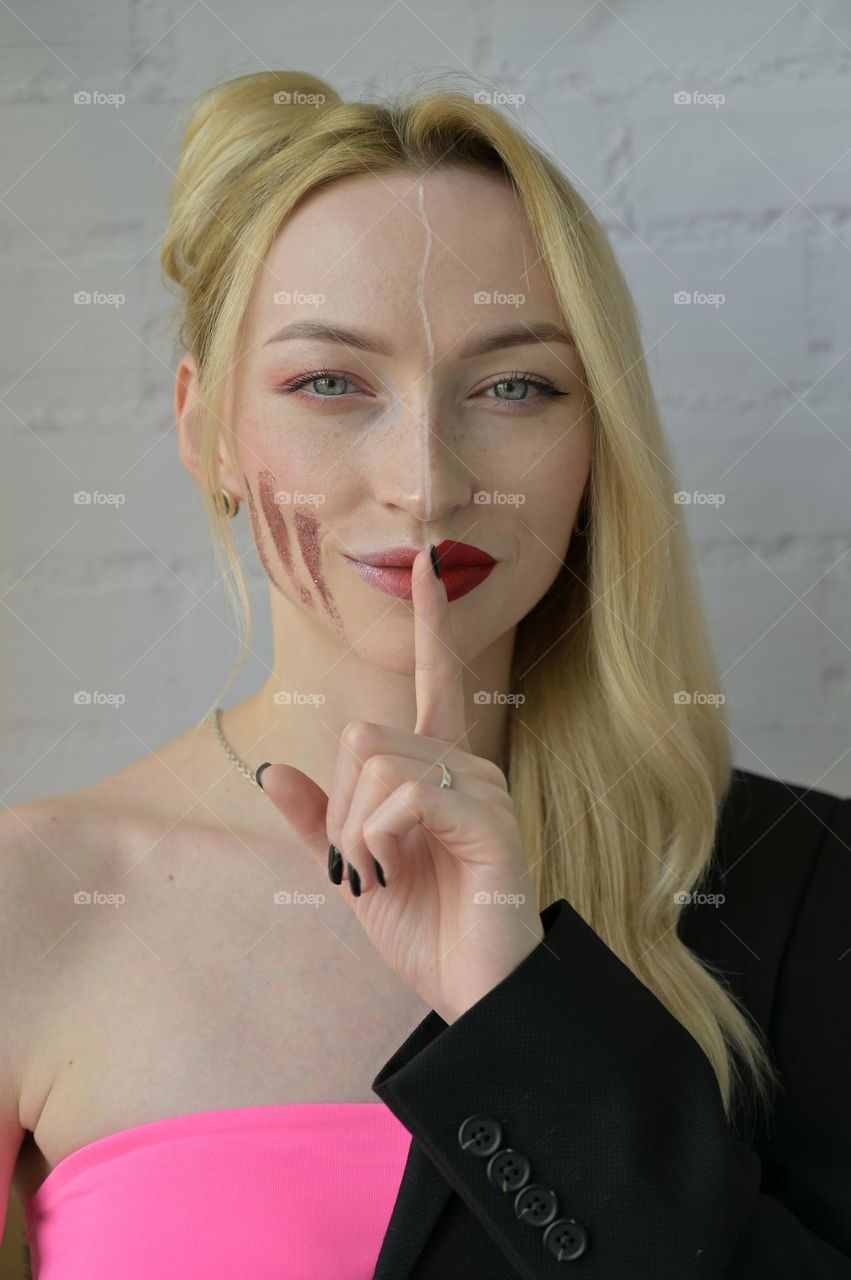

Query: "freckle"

xmin=294 ymin=508 xmax=344 ymax=634
xmin=243 ymin=475 xmax=279 ymax=589
xmin=257 ymin=469 xmax=314 ymax=609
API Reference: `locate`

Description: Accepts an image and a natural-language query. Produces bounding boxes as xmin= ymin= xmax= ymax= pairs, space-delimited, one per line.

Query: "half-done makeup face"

xmin=216 ymin=165 xmax=593 ymax=672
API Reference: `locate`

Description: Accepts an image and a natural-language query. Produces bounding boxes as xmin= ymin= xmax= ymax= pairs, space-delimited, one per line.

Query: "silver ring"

xmin=437 ymin=762 xmax=452 ymax=790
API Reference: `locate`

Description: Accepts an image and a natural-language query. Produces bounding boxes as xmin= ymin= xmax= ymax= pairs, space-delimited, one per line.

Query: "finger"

xmin=325 ymin=721 xmax=498 ymax=861
xmin=336 ymin=752 xmax=498 ymax=892
xmin=412 ymin=545 xmax=471 ymax=748
xmin=256 ymin=763 xmax=330 ymax=868
xmin=362 ymin=778 xmax=496 ymax=874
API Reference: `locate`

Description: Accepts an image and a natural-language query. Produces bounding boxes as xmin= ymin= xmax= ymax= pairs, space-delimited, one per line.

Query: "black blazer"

xmin=369 ymin=767 xmax=851 ymax=1278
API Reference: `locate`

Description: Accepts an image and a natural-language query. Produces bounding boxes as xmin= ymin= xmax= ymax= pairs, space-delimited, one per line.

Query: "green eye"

xmin=484 ymin=373 xmax=568 ymax=404
xmin=279 ymin=370 xmax=352 ymax=397
xmin=493 ymin=378 xmax=531 ymax=400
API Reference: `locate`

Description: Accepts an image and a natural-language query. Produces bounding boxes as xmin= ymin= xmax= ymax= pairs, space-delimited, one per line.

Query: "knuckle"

xmin=340 ymin=720 xmax=374 ymax=757
xmin=365 ymin=753 xmax=398 ymax=794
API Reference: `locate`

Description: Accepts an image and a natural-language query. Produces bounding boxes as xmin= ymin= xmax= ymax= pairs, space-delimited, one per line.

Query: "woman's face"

xmin=213 ymin=165 xmax=592 ymax=670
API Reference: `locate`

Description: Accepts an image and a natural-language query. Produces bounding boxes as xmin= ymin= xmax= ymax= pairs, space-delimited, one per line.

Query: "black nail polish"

xmin=429 ymin=542 xmax=441 ymax=580
xmin=373 ymin=857 xmax=386 ymax=887
xmin=328 ymin=844 xmax=344 ymax=885
xmin=347 ymin=861 xmax=361 ymax=897
xmin=255 ymin=762 xmax=272 ymax=790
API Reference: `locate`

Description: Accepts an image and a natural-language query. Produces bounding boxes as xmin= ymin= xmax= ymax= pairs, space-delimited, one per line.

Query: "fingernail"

xmin=429 ymin=542 xmax=441 ymax=580
xmin=328 ymin=844 xmax=344 ymax=885
xmin=347 ymin=862 xmax=361 ymax=897
xmin=372 ymin=857 xmax=386 ymax=887
xmin=255 ymin=762 xmax=272 ymax=790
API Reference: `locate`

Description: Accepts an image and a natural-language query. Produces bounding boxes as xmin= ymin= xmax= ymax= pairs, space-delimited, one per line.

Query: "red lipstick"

xmin=344 ymin=540 xmax=497 ymax=602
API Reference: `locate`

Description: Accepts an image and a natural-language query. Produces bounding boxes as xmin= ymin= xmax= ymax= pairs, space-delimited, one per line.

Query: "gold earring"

xmin=218 ymin=489 xmax=239 ymax=518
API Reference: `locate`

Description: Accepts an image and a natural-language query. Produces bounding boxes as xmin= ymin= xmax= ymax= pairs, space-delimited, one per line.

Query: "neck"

xmin=216 ymin=594 xmax=516 ymax=803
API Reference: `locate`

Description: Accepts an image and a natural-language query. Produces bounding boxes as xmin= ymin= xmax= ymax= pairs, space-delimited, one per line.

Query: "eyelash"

xmin=275 ymin=366 xmax=568 ymax=407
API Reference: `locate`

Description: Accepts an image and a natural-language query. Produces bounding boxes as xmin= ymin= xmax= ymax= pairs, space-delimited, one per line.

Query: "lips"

xmin=344 ymin=540 xmax=497 ymax=602
xmin=350 ymin=541 xmax=496 ymax=569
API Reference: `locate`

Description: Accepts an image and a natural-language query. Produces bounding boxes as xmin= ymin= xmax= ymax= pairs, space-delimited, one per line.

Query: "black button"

xmin=486 ymin=1148 xmax=532 ymax=1193
xmin=514 ymin=1182 xmax=558 ymax=1227
xmin=543 ymin=1217 xmax=589 ymax=1261
xmin=457 ymin=1114 xmax=503 ymax=1157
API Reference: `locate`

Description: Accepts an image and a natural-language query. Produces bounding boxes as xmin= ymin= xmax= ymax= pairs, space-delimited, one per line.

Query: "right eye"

xmin=275 ymin=368 xmax=363 ymax=399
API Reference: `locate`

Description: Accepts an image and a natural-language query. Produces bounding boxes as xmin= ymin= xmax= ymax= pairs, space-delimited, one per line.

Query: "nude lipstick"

xmin=344 ymin=540 xmax=497 ymax=602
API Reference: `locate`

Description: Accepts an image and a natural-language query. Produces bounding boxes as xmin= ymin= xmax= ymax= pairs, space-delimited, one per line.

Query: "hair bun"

xmin=160 ymin=71 xmax=340 ymax=290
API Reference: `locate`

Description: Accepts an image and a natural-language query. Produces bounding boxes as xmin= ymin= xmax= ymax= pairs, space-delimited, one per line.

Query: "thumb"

xmin=256 ymin=763 xmax=330 ymax=868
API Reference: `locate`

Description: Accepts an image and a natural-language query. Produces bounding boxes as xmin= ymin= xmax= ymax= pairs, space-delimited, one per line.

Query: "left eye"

xmin=484 ymin=375 xmax=564 ymax=402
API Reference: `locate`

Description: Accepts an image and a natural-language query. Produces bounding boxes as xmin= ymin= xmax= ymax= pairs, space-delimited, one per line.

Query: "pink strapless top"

xmin=23 ymin=1102 xmax=413 ymax=1279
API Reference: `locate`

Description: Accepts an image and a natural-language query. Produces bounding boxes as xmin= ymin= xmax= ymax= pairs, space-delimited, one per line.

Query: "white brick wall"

xmin=2 ymin=0 xmax=849 ymax=801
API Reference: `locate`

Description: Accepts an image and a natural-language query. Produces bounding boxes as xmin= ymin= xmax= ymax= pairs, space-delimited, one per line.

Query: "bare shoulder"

xmin=0 ymin=717 xmax=285 ymax=1056
xmin=0 ymin=785 xmax=133 ymax=1043
xmin=0 ymin=724 xmax=218 ymax=1091
xmin=0 ymin=787 xmax=114 ymax=1226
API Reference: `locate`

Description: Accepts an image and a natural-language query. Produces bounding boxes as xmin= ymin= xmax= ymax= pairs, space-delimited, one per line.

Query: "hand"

xmin=257 ymin=546 xmax=544 ymax=1024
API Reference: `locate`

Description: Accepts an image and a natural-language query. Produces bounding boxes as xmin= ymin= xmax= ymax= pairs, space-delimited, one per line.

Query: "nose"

xmin=370 ymin=395 xmax=475 ymax=528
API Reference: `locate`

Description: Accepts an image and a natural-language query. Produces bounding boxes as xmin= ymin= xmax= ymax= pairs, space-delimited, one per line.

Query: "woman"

xmin=3 ymin=69 xmax=849 ymax=1278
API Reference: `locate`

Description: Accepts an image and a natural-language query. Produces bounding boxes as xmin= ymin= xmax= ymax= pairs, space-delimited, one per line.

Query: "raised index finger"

xmin=412 ymin=544 xmax=471 ymax=749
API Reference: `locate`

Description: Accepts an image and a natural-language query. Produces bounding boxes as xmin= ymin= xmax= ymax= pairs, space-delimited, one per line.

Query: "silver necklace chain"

xmin=211 ymin=706 xmax=260 ymax=787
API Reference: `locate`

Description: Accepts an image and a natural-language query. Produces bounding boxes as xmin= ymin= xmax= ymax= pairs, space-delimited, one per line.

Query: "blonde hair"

xmin=159 ymin=69 xmax=780 ymax=1128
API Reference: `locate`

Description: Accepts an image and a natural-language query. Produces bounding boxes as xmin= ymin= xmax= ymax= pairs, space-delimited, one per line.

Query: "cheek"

xmin=242 ymin=468 xmax=348 ymax=642
xmin=249 ymin=469 xmax=315 ymax=608
xmin=522 ymin=432 xmax=592 ymax=546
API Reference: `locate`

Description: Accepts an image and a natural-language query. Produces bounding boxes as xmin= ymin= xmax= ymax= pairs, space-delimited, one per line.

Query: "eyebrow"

xmin=262 ymin=319 xmax=574 ymax=358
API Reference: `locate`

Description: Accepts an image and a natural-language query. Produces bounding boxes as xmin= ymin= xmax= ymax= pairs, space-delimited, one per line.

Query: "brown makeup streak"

xmin=257 ymin=469 xmax=315 ymax=609
xmin=294 ymin=508 xmax=345 ymax=635
xmin=243 ymin=476 xmax=279 ymax=588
